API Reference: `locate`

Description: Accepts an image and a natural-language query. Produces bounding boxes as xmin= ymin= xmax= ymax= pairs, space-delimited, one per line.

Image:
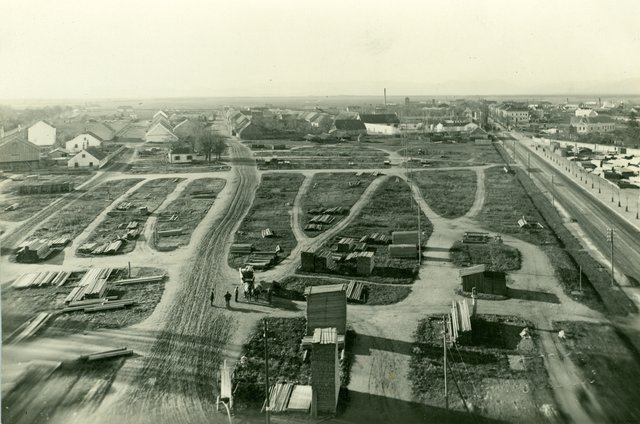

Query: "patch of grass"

xmin=450 ymin=241 xmax=521 ymax=272
xmin=79 ymin=178 xmax=183 ymax=255
xmin=413 ymin=170 xmax=477 ymax=218
xmin=403 ymin=143 xmax=503 ymax=167
xmin=31 ymin=178 xmax=143 ymax=242
xmin=300 ymin=172 xmax=378 ymax=236
xmin=555 ymin=321 xmax=640 ymax=423
xmin=234 ymin=317 xmax=310 ymax=408
xmin=257 ymin=145 xmax=388 ymax=169
xmin=153 ymin=178 xmax=226 ymax=250
xmin=229 ymin=173 xmax=304 ymax=268
xmin=410 ymin=315 xmax=555 ymax=422
xmin=275 ymin=275 xmax=411 ymax=305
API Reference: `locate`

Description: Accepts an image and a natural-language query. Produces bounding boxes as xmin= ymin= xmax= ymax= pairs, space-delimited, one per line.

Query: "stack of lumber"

xmin=12 ymin=312 xmax=52 ymax=343
xmin=304 ymin=223 xmax=323 ymax=231
xmin=127 ymin=221 xmax=139 ymax=229
xmin=286 ymin=385 xmax=312 ymax=412
xmin=191 ymin=190 xmax=217 ymax=199
xmin=449 ymin=299 xmax=472 ymax=342
xmin=345 ymin=280 xmax=366 ymax=302
xmin=79 ymin=347 xmax=134 ymax=361
xmin=310 ymin=214 xmax=335 ymax=224
xmin=116 ymin=201 xmax=132 ymax=211
xmin=104 ymin=240 xmax=124 ymax=254
xmin=245 ymin=252 xmax=277 ymax=269
xmin=65 ymin=268 xmax=113 ymax=303
xmin=360 ymin=233 xmax=390 ymax=244
xmin=12 ymin=271 xmax=71 ymax=288
xmin=62 ymin=298 xmax=135 ymax=313
xmin=158 ymin=228 xmax=183 ymax=237
xmin=264 ymin=383 xmax=295 ymax=413
xmin=113 ymin=274 xmax=165 ymax=286
xmin=308 ymin=207 xmax=349 ymax=215
xmin=261 ymin=228 xmax=274 ymax=238
xmin=348 ymin=180 xmax=361 ymax=187
xmin=125 ymin=228 xmax=140 ymax=239
xmin=158 ymin=213 xmax=179 ymax=222
xmin=78 ymin=243 xmax=98 ymax=253
xmin=230 ymin=244 xmax=253 ymax=254
xmin=49 ymin=237 xmax=70 ymax=248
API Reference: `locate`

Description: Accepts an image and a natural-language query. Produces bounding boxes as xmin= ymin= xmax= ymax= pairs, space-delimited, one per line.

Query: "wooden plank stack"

xmin=261 ymin=228 xmax=274 ymax=238
xmin=230 ymin=244 xmax=253 ymax=254
xmin=113 ymin=274 xmax=165 ymax=286
xmin=264 ymin=383 xmax=295 ymax=413
xmin=449 ymin=299 xmax=472 ymax=342
xmin=287 ymin=385 xmax=312 ymax=412
xmin=346 ymin=280 xmax=365 ymax=302
xmin=12 ymin=271 xmax=71 ymax=288
xmin=79 ymin=347 xmax=134 ymax=361
xmin=12 ymin=312 xmax=52 ymax=343
xmin=310 ymin=214 xmax=335 ymax=224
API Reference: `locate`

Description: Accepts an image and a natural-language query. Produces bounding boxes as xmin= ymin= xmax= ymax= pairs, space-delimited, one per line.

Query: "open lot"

xmin=153 ymin=178 xmax=226 ymax=250
xmin=30 ymin=178 xmax=143 ymax=243
xmin=229 ymin=173 xmax=304 ymax=269
xmin=402 ymin=144 xmax=503 ymax=167
xmin=0 ymin=174 xmax=94 ymax=221
xmin=300 ymin=172 xmax=378 ymax=236
xmin=554 ymin=321 xmax=640 ymax=423
xmin=79 ymin=178 xmax=183 ymax=255
xmin=257 ymin=145 xmax=389 ymax=170
xmin=318 ymin=177 xmax=432 ymax=284
xmin=413 ymin=169 xmax=477 ymax=218
xmin=450 ymin=241 xmax=521 ymax=272
xmin=2 ymin=267 xmax=166 ymax=340
xmin=127 ymin=147 xmax=230 ymax=174
xmin=410 ymin=315 xmax=555 ymax=423
xmin=275 ymin=275 xmax=411 ymax=305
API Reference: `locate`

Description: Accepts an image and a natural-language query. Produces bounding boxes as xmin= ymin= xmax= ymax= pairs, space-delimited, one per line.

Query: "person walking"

xmin=224 ymin=291 xmax=232 ymax=308
xmin=234 ymin=286 xmax=239 ymax=302
xmin=210 ymin=289 xmax=215 ymax=307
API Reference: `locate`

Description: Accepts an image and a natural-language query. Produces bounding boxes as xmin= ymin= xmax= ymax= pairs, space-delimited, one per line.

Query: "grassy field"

xmin=229 ymin=173 xmax=304 ymax=268
xmin=410 ymin=315 xmax=555 ymax=423
xmin=300 ymin=172 xmax=378 ymax=237
xmin=233 ymin=317 xmax=310 ymax=409
xmin=257 ymin=145 xmax=389 ymax=170
xmin=275 ymin=275 xmax=411 ymax=305
xmin=79 ymin=178 xmax=183 ymax=255
xmin=153 ymin=178 xmax=226 ymax=250
xmin=413 ymin=170 xmax=477 ymax=218
xmin=30 ymin=178 xmax=143 ymax=242
xmin=450 ymin=241 xmax=521 ymax=272
xmin=0 ymin=174 xmax=94 ymax=221
xmin=402 ymin=143 xmax=502 ymax=167
xmin=2 ymin=267 xmax=166 ymax=339
xmin=555 ymin=321 xmax=640 ymax=423
xmin=128 ymin=148 xmax=230 ymax=174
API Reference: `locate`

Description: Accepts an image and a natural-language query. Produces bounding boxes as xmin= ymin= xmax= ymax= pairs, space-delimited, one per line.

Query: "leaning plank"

xmin=113 ymin=275 xmax=165 ymax=285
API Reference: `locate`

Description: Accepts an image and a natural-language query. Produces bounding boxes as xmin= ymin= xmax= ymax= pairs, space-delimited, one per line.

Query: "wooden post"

xmin=443 ymin=315 xmax=448 ymax=410
xmin=264 ymin=319 xmax=270 ymax=424
xmin=128 ymin=261 xmax=131 ymax=278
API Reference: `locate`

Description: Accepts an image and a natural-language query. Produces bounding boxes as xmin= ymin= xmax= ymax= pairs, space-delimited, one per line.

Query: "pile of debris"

xmin=12 ymin=271 xmax=71 ymax=288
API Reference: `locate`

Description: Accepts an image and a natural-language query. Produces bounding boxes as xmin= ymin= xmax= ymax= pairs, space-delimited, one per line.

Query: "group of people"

xmin=210 ymin=285 xmax=271 ymax=308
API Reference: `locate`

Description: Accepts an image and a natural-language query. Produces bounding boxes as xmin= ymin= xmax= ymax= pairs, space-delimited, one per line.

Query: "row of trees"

xmin=178 ymin=128 xmax=227 ymax=162
xmin=0 ymin=105 xmax=72 ymax=131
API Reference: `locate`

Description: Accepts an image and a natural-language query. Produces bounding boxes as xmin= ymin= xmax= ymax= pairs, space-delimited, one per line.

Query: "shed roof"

xmin=85 ymin=147 xmax=108 ymax=160
xmin=334 ymin=119 xmax=366 ymax=131
xmin=312 ymin=327 xmax=337 ymax=344
xmin=304 ymin=284 xmax=346 ymax=295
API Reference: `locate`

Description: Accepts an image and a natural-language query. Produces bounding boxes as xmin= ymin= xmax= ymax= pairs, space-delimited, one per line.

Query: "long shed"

xmin=460 ymin=265 xmax=507 ymax=296
xmin=304 ymin=284 xmax=347 ymax=336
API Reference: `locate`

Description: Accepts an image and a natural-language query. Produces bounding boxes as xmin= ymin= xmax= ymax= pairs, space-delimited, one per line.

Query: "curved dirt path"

xmin=290 ymin=174 xmax=312 ymax=244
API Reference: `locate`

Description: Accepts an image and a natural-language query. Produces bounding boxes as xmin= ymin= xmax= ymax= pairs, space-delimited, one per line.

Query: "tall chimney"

xmin=384 ymin=88 xmax=387 ymax=106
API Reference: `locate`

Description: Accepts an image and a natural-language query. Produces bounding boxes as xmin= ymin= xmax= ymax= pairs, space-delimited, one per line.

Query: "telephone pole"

xmin=606 ymin=228 xmax=615 ymax=287
xmin=264 ymin=319 xmax=271 ymax=424
xmin=551 ymin=174 xmax=555 ymax=207
xmin=443 ymin=315 xmax=448 ymax=410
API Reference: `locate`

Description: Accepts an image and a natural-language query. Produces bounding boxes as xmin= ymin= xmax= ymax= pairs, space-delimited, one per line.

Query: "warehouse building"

xmin=459 ymin=265 xmax=507 ymax=296
xmin=0 ymin=132 xmax=41 ymax=170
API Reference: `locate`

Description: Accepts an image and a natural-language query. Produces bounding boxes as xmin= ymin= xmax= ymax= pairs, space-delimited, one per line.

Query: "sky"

xmin=1 ymin=0 xmax=639 ymax=99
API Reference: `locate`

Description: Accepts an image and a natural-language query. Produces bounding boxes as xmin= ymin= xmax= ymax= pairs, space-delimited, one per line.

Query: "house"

xmin=0 ymin=132 xmax=41 ymax=170
xmin=330 ymin=120 xmax=367 ymax=138
xmin=145 ymin=121 xmax=179 ymax=143
xmin=575 ymin=108 xmax=598 ymax=118
xmin=489 ymin=103 xmax=529 ymax=127
xmin=434 ymin=121 xmax=478 ymax=133
xmin=358 ymin=114 xmax=400 ymax=135
xmin=167 ymin=145 xmax=204 ymax=164
xmin=67 ymin=147 xmax=108 ymax=168
xmin=27 ymin=121 xmax=57 ymax=147
xmin=173 ymin=119 xmax=202 ymax=141
xmin=85 ymin=122 xmax=115 ymax=141
xmin=237 ymin=121 xmax=262 ymax=140
xmin=47 ymin=148 xmax=69 ymax=160
xmin=570 ymin=116 xmax=616 ymax=134
xmin=66 ymin=133 xmax=103 ymax=153
xmin=153 ymin=110 xmax=169 ymax=121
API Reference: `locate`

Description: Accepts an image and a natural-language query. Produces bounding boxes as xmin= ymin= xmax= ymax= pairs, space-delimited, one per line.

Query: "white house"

xmin=575 ymin=109 xmax=598 ymax=118
xmin=67 ymin=147 xmax=108 ymax=169
xmin=358 ymin=114 xmax=401 ymax=136
xmin=66 ymin=133 xmax=103 ymax=153
xmin=167 ymin=146 xmax=205 ymax=164
xmin=27 ymin=121 xmax=57 ymax=147
xmin=145 ymin=122 xmax=179 ymax=143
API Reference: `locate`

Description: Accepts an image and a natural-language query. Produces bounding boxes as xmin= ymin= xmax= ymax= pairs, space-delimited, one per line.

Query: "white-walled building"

xmin=65 ymin=133 xmax=103 ymax=153
xmin=27 ymin=121 xmax=57 ymax=147
xmin=145 ymin=121 xmax=178 ymax=143
xmin=67 ymin=147 xmax=108 ymax=168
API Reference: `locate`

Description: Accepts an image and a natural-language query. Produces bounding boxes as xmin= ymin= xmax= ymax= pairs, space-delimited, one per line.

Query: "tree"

xmin=197 ymin=130 xmax=226 ymax=162
xmin=629 ymin=111 xmax=638 ymax=128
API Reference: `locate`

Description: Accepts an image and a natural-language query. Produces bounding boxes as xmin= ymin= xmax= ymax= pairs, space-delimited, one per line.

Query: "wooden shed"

xmin=304 ymin=284 xmax=347 ymax=336
xmin=460 ymin=265 xmax=507 ymax=296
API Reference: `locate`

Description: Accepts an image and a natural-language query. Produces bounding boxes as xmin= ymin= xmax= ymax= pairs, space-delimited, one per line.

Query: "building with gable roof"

xmin=66 ymin=133 xmax=103 ymax=153
xmin=27 ymin=121 xmax=57 ymax=147
xmin=67 ymin=147 xmax=108 ymax=168
xmin=0 ymin=131 xmax=41 ymax=170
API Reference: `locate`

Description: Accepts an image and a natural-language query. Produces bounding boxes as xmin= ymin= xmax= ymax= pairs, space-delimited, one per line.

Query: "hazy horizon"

xmin=1 ymin=0 xmax=639 ymax=100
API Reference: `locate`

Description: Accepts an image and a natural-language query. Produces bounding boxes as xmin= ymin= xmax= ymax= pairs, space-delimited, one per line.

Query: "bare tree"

xmin=197 ymin=130 xmax=226 ymax=162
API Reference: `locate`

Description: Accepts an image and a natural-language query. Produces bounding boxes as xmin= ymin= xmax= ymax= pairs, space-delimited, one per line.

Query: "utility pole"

xmin=263 ymin=319 xmax=271 ymax=424
xmin=443 ymin=315 xmax=448 ymax=410
xmin=606 ymin=228 xmax=615 ymax=288
xmin=527 ymin=153 xmax=530 ymax=177
xmin=551 ymin=174 xmax=555 ymax=206
xmin=579 ymin=265 xmax=582 ymax=293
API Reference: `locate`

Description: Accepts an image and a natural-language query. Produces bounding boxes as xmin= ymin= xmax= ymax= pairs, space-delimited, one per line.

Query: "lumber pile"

xmin=245 ymin=252 xmax=277 ymax=270
xmin=62 ymin=298 xmax=136 ymax=314
xmin=286 ymin=385 xmax=312 ymax=412
xmin=308 ymin=207 xmax=349 ymax=215
xmin=49 ymin=237 xmax=70 ymax=248
xmin=113 ymin=274 xmax=165 ymax=286
xmin=65 ymin=268 xmax=113 ymax=303
xmin=83 ymin=240 xmax=125 ymax=255
xmin=359 ymin=233 xmax=390 ymax=244
xmin=12 ymin=312 xmax=52 ymax=343
xmin=261 ymin=228 xmax=274 ymax=238
xmin=158 ymin=228 xmax=183 ymax=237
xmin=79 ymin=347 xmax=134 ymax=361
xmin=346 ymin=280 xmax=365 ymax=302
xmin=116 ymin=201 xmax=132 ymax=211
xmin=304 ymin=223 xmax=323 ymax=231
xmin=12 ymin=271 xmax=71 ymax=289
xmin=264 ymin=383 xmax=295 ymax=413
xmin=310 ymin=214 xmax=335 ymax=224
xmin=230 ymin=244 xmax=253 ymax=254
xmin=16 ymin=239 xmax=52 ymax=263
